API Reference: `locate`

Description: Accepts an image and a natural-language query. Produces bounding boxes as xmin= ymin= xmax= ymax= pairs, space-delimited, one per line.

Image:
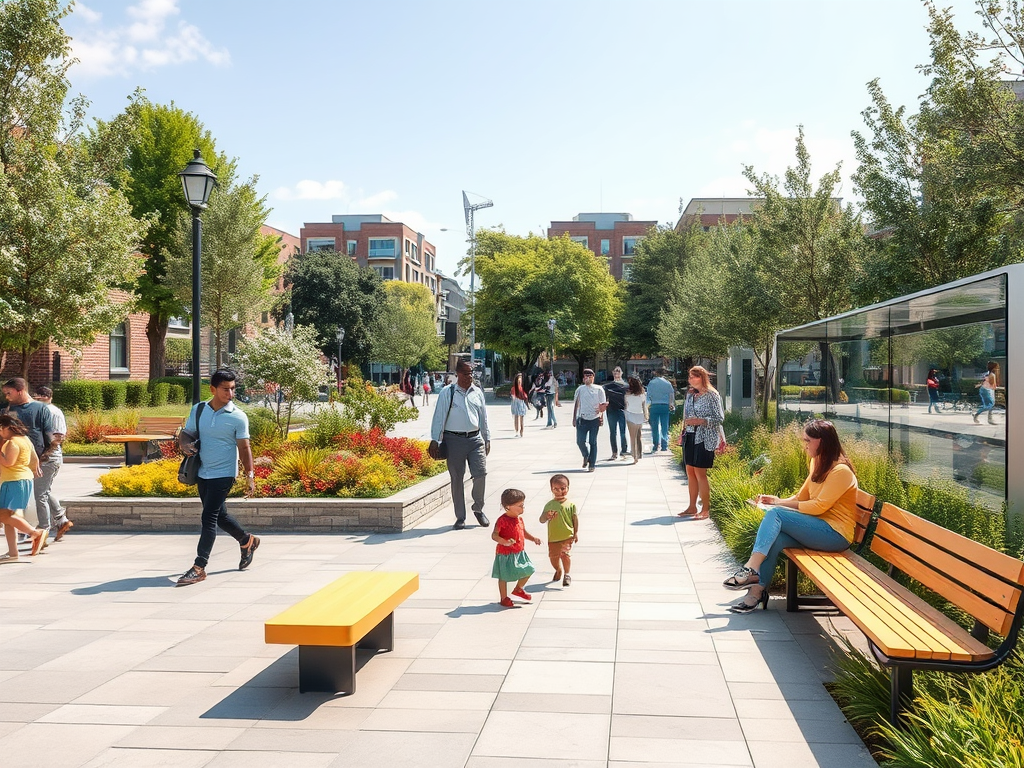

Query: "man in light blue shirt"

xmin=176 ymin=369 xmax=259 ymax=586
xmin=646 ymin=368 xmax=676 ymax=452
xmin=431 ymin=360 xmax=491 ymax=530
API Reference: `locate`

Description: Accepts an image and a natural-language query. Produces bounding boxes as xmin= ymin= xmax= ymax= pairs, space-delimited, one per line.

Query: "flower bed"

xmin=98 ymin=427 xmax=444 ymax=499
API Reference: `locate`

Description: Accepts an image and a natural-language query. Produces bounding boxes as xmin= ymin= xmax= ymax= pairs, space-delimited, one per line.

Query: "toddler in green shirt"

xmin=539 ymin=473 xmax=579 ymax=586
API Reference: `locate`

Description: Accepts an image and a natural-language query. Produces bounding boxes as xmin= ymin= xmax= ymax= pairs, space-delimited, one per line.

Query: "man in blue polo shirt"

xmin=646 ymin=368 xmax=676 ymax=452
xmin=176 ymin=369 xmax=259 ymax=586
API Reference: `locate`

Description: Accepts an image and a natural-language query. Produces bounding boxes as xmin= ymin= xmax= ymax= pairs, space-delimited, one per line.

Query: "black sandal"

xmin=723 ymin=566 xmax=759 ymax=590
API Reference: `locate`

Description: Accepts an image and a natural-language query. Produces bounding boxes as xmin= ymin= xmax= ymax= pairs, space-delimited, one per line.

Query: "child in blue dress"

xmin=491 ymin=488 xmax=541 ymax=607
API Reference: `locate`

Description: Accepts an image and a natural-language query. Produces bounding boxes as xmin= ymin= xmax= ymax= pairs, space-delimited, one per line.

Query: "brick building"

xmin=257 ymin=224 xmax=300 ymax=328
xmin=547 ymin=212 xmax=657 ymax=281
xmin=675 ymin=198 xmax=764 ymax=230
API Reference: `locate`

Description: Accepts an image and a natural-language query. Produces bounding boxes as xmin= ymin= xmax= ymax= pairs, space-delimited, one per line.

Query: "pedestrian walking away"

xmin=539 ymin=474 xmax=578 ymax=586
xmin=678 ymin=366 xmax=724 ymax=520
xmin=431 ymin=360 xmax=491 ymax=530
xmin=544 ymin=370 xmax=560 ymax=427
xmin=973 ymin=361 xmax=1000 ymax=425
xmin=529 ymin=375 xmax=546 ymax=421
xmin=492 ymin=488 xmax=540 ymax=607
xmin=645 ymin=368 xmax=676 ymax=452
xmin=510 ymin=373 xmax=529 ymax=437
xmin=0 ymin=415 xmax=47 ymax=564
xmin=724 ymin=419 xmax=857 ymax=614
xmin=573 ymin=369 xmax=606 ymax=471
xmin=421 ymin=376 xmax=431 ymax=407
xmin=926 ymin=369 xmax=941 ymax=415
xmin=603 ymin=367 xmax=629 ymax=460
xmin=175 ymin=369 xmax=259 ymax=586
xmin=32 ymin=386 xmax=73 ymax=541
xmin=624 ymin=376 xmax=649 ymax=464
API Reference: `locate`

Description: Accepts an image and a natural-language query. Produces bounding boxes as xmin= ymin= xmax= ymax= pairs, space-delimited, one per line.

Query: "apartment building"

xmin=547 ymin=212 xmax=657 ymax=281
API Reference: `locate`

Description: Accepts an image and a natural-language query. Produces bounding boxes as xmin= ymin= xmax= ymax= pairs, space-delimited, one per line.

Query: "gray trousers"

xmin=444 ymin=433 xmax=486 ymax=522
xmin=34 ymin=455 xmax=67 ymax=530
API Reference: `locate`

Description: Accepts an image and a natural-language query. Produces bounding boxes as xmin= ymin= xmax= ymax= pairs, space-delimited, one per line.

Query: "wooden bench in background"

xmin=265 ymin=571 xmax=419 ymax=694
xmin=784 ymin=501 xmax=1024 ymax=726
xmin=102 ymin=416 xmax=184 ymax=465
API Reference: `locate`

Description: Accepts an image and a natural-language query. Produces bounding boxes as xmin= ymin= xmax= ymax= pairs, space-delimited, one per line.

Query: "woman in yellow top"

xmin=723 ymin=419 xmax=858 ymax=613
xmin=0 ymin=414 xmax=46 ymax=563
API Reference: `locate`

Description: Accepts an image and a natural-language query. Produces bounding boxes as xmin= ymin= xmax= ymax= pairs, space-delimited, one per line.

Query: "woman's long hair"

xmin=511 ymin=373 xmax=528 ymax=400
xmin=805 ymin=419 xmax=854 ymax=482
xmin=689 ymin=365 xmax=718 ymax=394
xmin=627 ymin=376 xmax=644 ymax=396
xmin=987 ymin=361 xmax=1000 ymax=384
xmin=0 ymin=414 xmax=29 ymax=436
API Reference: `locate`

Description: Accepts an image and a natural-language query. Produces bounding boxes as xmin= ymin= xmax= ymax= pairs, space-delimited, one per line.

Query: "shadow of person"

xmin=71 ymin=574 xmax=185 ymax=595
xmin=445 ymin=602 xmax=517 ymax=618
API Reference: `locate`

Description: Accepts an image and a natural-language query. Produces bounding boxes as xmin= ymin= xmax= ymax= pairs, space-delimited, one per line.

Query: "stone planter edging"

xmin=63 ymin=471 xmax=453 ymax=534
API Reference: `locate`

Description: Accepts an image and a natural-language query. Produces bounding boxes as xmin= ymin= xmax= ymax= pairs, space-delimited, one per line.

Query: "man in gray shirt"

xmin=431 ymin=360 xmax=491 ymax=530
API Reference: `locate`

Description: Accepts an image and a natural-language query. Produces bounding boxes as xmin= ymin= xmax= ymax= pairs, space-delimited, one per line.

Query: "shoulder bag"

xmin=427 ymin=389 xmax=455 ymax=460
xmin=177 ymin=402 xmax=206 ymax=485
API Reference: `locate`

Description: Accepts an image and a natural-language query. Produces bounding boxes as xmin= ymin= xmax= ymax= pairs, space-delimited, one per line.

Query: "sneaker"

xmin=562 ymin=574 xmax=572 ymax=587
xmin=176 ymin=565 xmax=206 ymax=586
xmin=511 ymin=587 xmax=532 ymax=601
xmin=239 ymin=535 xmax=260 ymax=570
xmin=587 ymin=466 xmax=595 ymax=473
xmin=54 ymin=519 xmax=74 ymax=542
xmin=499 ymin=597 xmax=515 ymax=608
xmin=608 ymin=453 xmax=618 ymax=461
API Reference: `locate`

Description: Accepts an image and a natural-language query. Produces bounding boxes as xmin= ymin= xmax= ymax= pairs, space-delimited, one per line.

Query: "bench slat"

xmin=873 ymin=518 xmax=1022 ymax=615
xmin=265 ymin=571 xmax=418 ymax=648
xmin=788 ymin=550 xmax=993 ymax=662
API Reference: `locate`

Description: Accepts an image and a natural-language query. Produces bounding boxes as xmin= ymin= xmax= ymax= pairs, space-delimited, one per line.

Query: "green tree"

xmin=0 ymin=0 xmax=148 ymax=376
xmin=232 ymin=325 xmax=331 ymax=436
xmin=288 ymin=249 xmax=385 ymax=365
xmin=96 ymin=98 xmax=232 ymax=379
xmin=371 ymin=281 xmax=443 ymax=378
xmin=167 ymin=176 xmax=278 ymax=368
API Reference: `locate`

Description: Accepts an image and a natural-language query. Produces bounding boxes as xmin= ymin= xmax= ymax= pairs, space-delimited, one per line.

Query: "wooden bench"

xmin=783 ymin=501 xmax=1024 ymax=726
xmin=265 ymin=571 xmax=419 ymax=694
xmin=103 ymin=416 xmax=184 ymax=465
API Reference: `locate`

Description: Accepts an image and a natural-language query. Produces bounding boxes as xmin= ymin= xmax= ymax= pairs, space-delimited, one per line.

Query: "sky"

xmin=62 ymin=0 xmax=986 ymax=282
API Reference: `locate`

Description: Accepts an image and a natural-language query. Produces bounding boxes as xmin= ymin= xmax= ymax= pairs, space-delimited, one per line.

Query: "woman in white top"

xmin=973 ymin=361 xmax=999 ymax=425
xmin=623 ymin=376 xmax=649 ymax=464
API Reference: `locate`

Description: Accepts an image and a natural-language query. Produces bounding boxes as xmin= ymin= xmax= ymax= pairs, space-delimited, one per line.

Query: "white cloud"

xmin=75 ymin=2 xmax=103 ymax=23
xmin=273 ymin=180 xmax=350 ymax=201
xmin=69 ymin=0 xmax=229 ymax=78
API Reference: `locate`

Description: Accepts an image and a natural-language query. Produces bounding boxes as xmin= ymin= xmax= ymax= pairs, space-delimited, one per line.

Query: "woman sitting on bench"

xmin=723 ymin=419 xmax=858 ymax=614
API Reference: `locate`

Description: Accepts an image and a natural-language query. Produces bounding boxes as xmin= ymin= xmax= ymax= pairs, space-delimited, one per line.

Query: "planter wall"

xmin=63 ymin=472 xmax=453 ymax=534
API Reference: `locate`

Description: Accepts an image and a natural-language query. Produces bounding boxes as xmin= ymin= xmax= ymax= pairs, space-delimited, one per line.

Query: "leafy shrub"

xmin=53 ymin=381 xmax=104 ymax=411
xmin=780 ymin=385 xmax=801 ymax=397
xmin=800 ymin=386 xmax=826 ymax=401
xmin=149 ymin=382 xmax=170 ymax=407
xmin=66 ymin=409 xmax=120 ymax=443
xmin=493 ymin=384 xmax=512 ymax=398
xmin=244 ymin=407 xmax=281 ymax=454
xmin=63 ymin=441 xmax=125 ymax=456
xmin=339 ymin=378 xmax=418 ymax=433
xmin=166 ymin=384 xmax=186 ymax=404
xmin=101 ymin=382 xmax=127 ymax=410
xmin=99 ymin=459 xmax=194 ymax=497
xmin=302 ymin=405 xmax=358 ymax=449
xmin=125 ymin=382 xmax=150 ymax=407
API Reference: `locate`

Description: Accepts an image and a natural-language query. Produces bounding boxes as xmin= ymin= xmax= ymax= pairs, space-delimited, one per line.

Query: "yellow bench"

xmin=784 ymin=502 xmax=1024 ymax=726
xmin=103 ymin=416 xmax=184 ymax=465
xmin=265 ymin=571 xmax=419 ymax=694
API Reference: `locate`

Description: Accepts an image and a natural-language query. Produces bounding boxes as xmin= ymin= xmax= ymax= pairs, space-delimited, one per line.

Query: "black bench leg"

xmin=298 ymin=645 xmax=355 ymax=694
xmin=786 ymin=558 xmax=799 ymax=612
xmin=124 ymin=442 xmax=146 ymax=466
xmin=359 ymin=612 xmax=394 ymax=652
xmin=890 ymin=665 xmax=913 ymax=728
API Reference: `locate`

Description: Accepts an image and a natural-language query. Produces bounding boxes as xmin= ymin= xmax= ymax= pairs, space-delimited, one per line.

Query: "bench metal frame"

xmin=297 ymin=613 xmax=394 ymax=694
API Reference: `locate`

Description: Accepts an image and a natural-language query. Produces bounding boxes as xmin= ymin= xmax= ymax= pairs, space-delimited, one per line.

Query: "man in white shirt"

xmin=431 ymin=360 xmax=491 ymax=529
xmin=572 ymin=369 xmax=607 ymax=472
xmin=32 ymin=386 xmax=73 ymax=541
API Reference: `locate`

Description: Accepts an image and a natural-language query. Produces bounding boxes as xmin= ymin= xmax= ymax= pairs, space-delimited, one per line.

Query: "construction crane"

xmin=462 ymin=190 xmax=493 ymax=361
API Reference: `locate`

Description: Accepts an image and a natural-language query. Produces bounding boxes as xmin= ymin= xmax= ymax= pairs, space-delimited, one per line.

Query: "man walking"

xmin=603 ymin=367 xmax=629 ymax=460
xmin=176 ymin=369 xmax=259 ymax=586
xmin=573 ymin=369 xmax=606 ymax=472
xmin=1 ymin=379 xmax=66 ymax=538
xmin=544 ymin=370 xmax=559 ymax=428
xmin=646 ymin=368 xmax=676 ymax=452
xmin=32 ymin=386 xmax=73 ymax=540
xmin=431 ymin=360 xmax=491 ymax=530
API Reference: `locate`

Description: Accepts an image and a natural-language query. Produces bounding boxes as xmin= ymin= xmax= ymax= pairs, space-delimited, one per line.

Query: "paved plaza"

xmin=0 ymin=399 xmax=877 ymax=767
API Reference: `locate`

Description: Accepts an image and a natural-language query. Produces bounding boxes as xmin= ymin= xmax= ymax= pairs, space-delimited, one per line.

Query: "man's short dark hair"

xmin=582 ymin=368 xmax=595 ymax=376
xmin=655 ymin=368 xmax=667 ymax=377
xmin=35 ymin=386 xmax=53 ymax=398
xmin=210 ymin=369 xmax=238 ymax=388
xmin=2 ymin=378 xmax=27 ymax=392
xmin=456 ymin=360 xmax=472 ymax=374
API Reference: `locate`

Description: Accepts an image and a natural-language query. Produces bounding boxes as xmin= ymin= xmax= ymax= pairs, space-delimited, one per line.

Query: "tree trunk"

xmin=19 ymin=343 xmax=32 ymax=380
xmin=147 ymin=314 xmax=169 ymax=380
xmin=819 ymin=341 xmax=840 ymax=403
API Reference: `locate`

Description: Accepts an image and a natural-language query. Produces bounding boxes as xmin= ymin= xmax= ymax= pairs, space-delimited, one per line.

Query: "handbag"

xmin=427 ymin=389 xmax=455 ymax=460
xmin=177 ymin=402 xmax=206 ymax=485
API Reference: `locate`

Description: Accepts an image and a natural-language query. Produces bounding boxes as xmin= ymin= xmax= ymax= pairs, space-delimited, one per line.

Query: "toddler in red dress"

xmin=491 ymin=488 xmax=540 ymax=607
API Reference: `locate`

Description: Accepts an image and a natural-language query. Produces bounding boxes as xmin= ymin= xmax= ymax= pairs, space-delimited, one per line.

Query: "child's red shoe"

xmin=511 ymin=587 xmax=532 ymax=601
xmin=500 ymin=597 xmax=515 ymax=608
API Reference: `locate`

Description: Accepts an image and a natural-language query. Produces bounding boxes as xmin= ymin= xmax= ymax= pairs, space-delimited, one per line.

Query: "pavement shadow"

xmin=445 ymin=602 xmax=516 ymax=617
xmin=630 ymin=515 xmax=684 ymax=526
xmin=71 ymin=569 xmax=236 ymax=594
xmin=363 ymin=525 xmax=455 ymax=544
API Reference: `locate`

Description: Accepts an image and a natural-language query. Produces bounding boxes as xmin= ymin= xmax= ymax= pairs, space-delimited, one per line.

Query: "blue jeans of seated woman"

xmin=752 ymin=506 xmax=849 ymax=587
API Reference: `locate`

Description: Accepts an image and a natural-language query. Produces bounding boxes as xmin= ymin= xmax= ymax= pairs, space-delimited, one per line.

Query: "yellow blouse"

xmin=1 ymin=435 xmax=35 ymax=483
xmin=795 ymin=460 xmax=858 ymax=543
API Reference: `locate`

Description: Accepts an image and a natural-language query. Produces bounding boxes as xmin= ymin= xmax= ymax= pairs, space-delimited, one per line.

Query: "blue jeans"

xmin=975 ymin=387 xmax=995 ymax=419
xmin=606 ymin=409 xmax=627 ymax=455
xmin=752 ymin=506 xmax=849 ymax=587
xmin=649 ymin=404 xmax=670 ymax=450
xmin=546 ymin=393 xmax=557 ymax=426
xmin=576 ymin=417 xmax=600 ymax=468
xmin=927 ymin=389 xmax=940 ymax=413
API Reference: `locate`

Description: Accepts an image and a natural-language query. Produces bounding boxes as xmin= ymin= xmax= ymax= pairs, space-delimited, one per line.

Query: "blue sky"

xmin=64 ymin=0 xmax=983 ymax=281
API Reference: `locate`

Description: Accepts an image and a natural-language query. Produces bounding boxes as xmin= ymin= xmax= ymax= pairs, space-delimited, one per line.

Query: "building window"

xmin=369 ymin=238 xmax=396 ymax=257
xmin=600 ymin=239 xmax=610 ymax=255
xmin=571 ymin=236 xmax=589 ymax=248
xmin=109 ymin=322 xmax=128 ymax=371
xmin=373 ymin=266 xmax=395 ymax=280
xmin=622 ymin=236 xmax=642 ymax=255
xmin=306 ymin=237 xmax=336 ymax=252
xmin=347 ymin=240 xmax=357 ymax=256
xmin=409 ymin=243 xmax=419 ymax=264
xmin=168 ymin=316 xmax=189 ymax=329
xmin=622 ymin=264 xmax=633 ymax=281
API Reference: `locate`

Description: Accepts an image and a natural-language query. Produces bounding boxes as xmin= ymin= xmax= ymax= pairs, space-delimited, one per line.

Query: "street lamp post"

xmin=178 ymin=149 xmax=218 ymax=404
xmin=335 ymin=327 xmax=345 ymax=392
xmin=547 ymin=318 xmax=556 ymax=375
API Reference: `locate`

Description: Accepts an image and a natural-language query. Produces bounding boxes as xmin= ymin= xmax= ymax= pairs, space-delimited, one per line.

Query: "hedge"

xmin=167 ymin=384 xmax=186 ymax=404
xmin=149 ymin=382 xmax=170 ymax=407
xmin=52 ymin=381 xmax=104 ymax=411
xmin=100 ymin=382 xmax=127 ymax=410
xmin=125 ymin=381 xmax=150 ymax=407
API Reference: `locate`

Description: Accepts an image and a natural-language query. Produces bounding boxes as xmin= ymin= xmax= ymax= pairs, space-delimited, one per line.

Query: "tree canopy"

xmin=371 ymin=281 xmax=443 ymax=374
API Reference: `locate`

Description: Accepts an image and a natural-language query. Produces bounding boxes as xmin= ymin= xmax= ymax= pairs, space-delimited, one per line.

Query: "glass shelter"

xmin=774 ymin=265 xmax=1024 ymax=516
